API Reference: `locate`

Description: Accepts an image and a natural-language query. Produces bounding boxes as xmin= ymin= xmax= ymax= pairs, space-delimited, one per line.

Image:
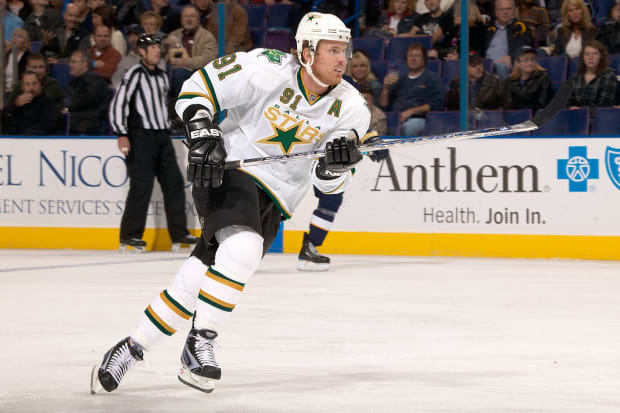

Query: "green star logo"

xmin=259 ymin=49 xmax=287 ymax=65
xmin=307 ymin=15 xmax=315 ymax=21
xmin=259 ymin=122 xmax=309 ymax=154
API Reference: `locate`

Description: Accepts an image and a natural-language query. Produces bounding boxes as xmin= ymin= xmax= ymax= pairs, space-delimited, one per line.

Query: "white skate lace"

xmin=107 ymin=343 xmax=138 ymax=384
xmin=194 ymin=335 xmax=220 ymax=368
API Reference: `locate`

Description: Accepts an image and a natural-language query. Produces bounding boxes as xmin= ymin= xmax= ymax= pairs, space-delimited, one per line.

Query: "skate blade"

xmin=297 ymin=260 xmax=329 ymax=272
xmin=178 ymin=366 xmax=216 ymax=393
xmin=119 ymin=245 xmax=146 ymax=253
xmin=90 ymin=363 xmax=103 ymax=395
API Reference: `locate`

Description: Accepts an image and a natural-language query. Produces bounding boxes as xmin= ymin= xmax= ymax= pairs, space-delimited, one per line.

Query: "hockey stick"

xmin=223 ymin=80 xmax=573 ymax=170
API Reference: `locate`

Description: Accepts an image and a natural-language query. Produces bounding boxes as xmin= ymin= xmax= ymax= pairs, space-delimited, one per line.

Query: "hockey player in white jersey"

xmin=91 ymin=12 xmax=370 ymax=394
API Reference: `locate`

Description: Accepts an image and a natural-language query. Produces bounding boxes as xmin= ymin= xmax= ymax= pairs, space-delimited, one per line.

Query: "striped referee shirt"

xmin=109 ymin=61 xmax=170 ymax=135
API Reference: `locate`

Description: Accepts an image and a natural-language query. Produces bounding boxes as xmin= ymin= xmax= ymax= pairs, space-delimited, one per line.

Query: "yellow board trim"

xmin=2 ymin=227 xmax=620 ymax=260
xmin=283 ymin=230 xmax=620 ymax=261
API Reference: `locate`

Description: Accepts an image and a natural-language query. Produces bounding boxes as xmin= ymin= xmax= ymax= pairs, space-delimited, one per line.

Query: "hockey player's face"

xmin=312 ymin=40 xmax=348 ymax=86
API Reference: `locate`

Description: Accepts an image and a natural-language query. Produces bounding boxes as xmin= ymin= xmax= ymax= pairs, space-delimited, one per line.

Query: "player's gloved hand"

xmin=184 ymin=116 xmax=226 ymax=188
xmin=324 ymin=130 xmax=363 ymax=173
xmin=362 ymin=131 xmax=389 ymax=163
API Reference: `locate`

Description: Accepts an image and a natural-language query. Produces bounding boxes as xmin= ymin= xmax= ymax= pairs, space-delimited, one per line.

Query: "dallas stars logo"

xmin=259 ymin=49 xmax=287 ymax=65
xmin=258 ymin=122 xmax=310 ymax=154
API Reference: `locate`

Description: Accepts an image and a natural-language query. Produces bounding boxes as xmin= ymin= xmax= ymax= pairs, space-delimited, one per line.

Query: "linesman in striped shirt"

xmin=109 ymin=34 xmax=199 ymax=252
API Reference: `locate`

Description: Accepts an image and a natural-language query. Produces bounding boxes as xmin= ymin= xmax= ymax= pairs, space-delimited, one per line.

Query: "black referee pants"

xmin=120 ymin=128 xmax=189 ymax=242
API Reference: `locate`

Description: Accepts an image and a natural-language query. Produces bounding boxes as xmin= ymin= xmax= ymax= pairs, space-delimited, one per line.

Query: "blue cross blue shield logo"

xmin=605 ymin=146 xmax=620 ymax=190
xmin=557 ymin=146 xmax=599 ymax=192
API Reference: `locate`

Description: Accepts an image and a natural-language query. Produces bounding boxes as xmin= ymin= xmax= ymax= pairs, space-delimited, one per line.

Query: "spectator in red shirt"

xmin=89 ymin=24 xmax=122 ymax=81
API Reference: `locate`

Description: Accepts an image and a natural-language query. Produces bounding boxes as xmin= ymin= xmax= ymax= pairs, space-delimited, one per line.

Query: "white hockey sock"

xmin=131 ymin=257 xmax=206 ymax=351
xmin=194 ymin=226 xmax=263 ymax=332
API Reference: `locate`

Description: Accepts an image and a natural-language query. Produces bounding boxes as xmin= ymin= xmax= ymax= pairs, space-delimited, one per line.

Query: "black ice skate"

xmin=178 ymin=328 xmax=221 ymax=393
xmin=90 ymin=337 xmax=144 ymax=394
xmin=171 ymin=234 xmax=200 ymax=252
xmin=297 ymin=232 xmax=330 ymax=271
xmin=119 ymin=238 xmax=147 ymax=253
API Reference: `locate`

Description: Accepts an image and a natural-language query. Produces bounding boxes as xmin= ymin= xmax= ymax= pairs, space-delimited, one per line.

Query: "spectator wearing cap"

xmin=112 ymin=24 xmax=167 ymax=89
xmin=378 ymin=43 xmax=445 ymax=136
xmin=166 ymin=5 xmax=217 ymax=100
xmin=446 ymin=51 xmax=507 ymax=110
xmin=88 ymin=24 xmax=122 ymax=81
xmin=108 ymin=33 xmax=198 ymax=250
xmin=567 ymin=39 xmax=617 ymax=110
xmin=506 ymin=45 xmax=553 ymax=111
xmin=484 ymin=0 xmax=533 ymax=77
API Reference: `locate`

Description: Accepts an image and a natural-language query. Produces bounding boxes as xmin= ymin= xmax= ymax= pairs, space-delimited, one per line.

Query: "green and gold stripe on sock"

xmin=206 ymin=268 xmax=245 ymax=292
xmin=160 ymin=290 xmax=193 ymax=320
xmin=198 ymin=289 xmax=235 ymax=312
xmin=144 ymin=305 xmax=176 ymax=336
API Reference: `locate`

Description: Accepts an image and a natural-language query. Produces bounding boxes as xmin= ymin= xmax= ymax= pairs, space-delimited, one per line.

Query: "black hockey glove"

xmin=184 ymin=116 xmax=226 ymax=188
xmin=324 ymin=130 xmax=363 ymax=173
xmin=362 ymin=132 xmax=389 ymax=163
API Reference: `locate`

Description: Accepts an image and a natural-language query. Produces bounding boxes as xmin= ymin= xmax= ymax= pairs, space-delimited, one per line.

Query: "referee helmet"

xmin=136 ymin=34 xmax=161 ymax=50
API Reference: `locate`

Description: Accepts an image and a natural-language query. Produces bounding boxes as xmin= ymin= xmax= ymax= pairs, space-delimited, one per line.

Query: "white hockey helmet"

xmin=295 ymin=12 xmax=352 ymax=87
xmin=295 ymin=12 xmax=352 ymax=57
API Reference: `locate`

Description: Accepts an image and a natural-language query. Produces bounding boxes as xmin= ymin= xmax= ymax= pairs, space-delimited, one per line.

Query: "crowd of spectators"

xmin=1 ymin=0 xmax=254 ymax=135
xmin=1 ymin=0 xmax=619 ymax=136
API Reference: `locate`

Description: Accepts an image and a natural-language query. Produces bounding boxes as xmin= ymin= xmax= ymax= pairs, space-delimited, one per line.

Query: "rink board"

xmin=1 ymin=135 xmax=620 ymax=259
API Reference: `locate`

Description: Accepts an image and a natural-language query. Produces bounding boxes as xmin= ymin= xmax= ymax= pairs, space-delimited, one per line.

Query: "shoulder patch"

xmin=258 ymin=49 xmax=287 ymax=65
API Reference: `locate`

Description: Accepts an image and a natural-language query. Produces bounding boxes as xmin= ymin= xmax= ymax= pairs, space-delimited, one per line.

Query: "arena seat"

xmin=385 ymin=111 xmax=402 ymax=136
xmin=537 ymin=56 xmax=568 ymax=91
xmin=385 ymin=36 xmax=432 ymax=61
xmin=50 ymin=63 xmax=72 ymax=89
xmin=250 ymin=28 xmax=266 ymax=48
xmin=590 ymin=108 xmax=620 ymax=135
xmin=422 ymin=111 xmax=461 ymax=135
xmin=244 ymin=4 xmax=267 ymax=29
xmin=476 ymin=109 xmax=532 ymax=135
xmin=371 ymin=60 xmax=387 ymax=83
xmin=352 ymin=37 xmax=385 ymax=61
xmin=264 ymin=29 xmax=291 ymax=53
xmin=441 ymin=58 xmax=494 ymax=86
xmin=535 ymin=108 xmax=589 ymax=135
xmin=266 ymin=4 xmax=299 ymax=28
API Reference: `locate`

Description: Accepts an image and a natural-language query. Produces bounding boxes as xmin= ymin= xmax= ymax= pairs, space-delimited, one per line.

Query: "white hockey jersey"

xmin=176 ymin=48 xmax=370 ymax=219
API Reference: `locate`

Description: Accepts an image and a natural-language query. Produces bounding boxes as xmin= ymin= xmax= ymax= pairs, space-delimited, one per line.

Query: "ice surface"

xmin=1 ymin=249 xmax=619 ymax=412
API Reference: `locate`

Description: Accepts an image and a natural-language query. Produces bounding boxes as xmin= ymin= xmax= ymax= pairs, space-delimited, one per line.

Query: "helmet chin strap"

xmin=300 ymin=51 xmax=330 ymax=89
